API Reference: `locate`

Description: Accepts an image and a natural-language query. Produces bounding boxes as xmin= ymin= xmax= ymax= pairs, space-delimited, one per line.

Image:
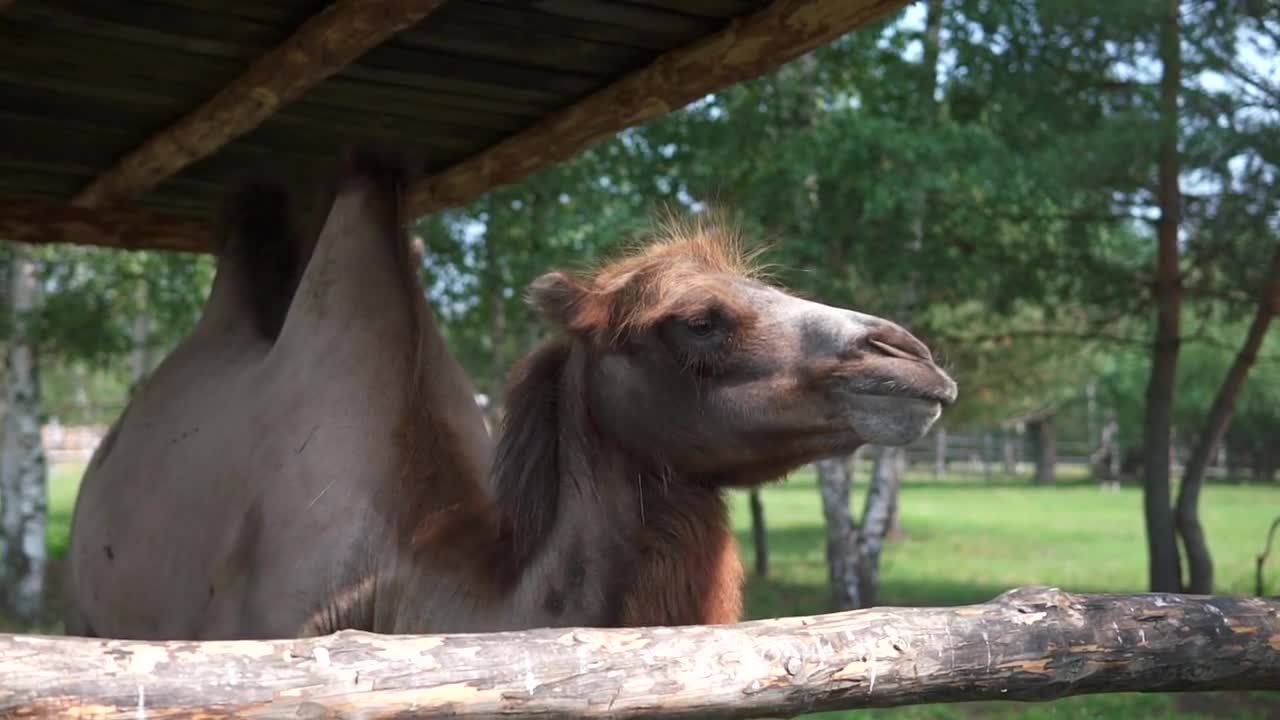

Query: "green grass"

xmin=727 ymin=468 xmax=1280 ymax=719
xmin=28 ymin=462 xmax=1280 ymax=718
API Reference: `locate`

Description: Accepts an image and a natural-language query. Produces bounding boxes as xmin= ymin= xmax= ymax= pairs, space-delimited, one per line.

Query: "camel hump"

xmin=333 ymin=144 xmax=412 ymax=238
xmin=215 ymin=179 xmax=311 ymax=341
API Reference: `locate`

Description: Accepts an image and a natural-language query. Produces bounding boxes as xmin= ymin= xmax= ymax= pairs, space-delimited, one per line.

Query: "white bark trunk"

xmin=857 ymin=445 xmax=902 ymax=607
xmin=815 ymin=456 xmax=859 ymax=609
xmin=1 ymin=248 xmax=47 ymax=624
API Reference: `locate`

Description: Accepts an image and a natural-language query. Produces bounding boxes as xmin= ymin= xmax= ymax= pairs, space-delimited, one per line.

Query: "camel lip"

xmin=829 ymin=357 xmax=958 ymax=408
xmin=851 ymin=383 xmax=957 ymax=407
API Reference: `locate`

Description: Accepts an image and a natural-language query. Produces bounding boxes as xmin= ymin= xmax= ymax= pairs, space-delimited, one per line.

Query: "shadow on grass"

xmin=763 ymin=475 xmax=1111 ymax=495
xmin=734 ymin=524 xmax=1018 ymax=620
xmin=740 ymin=574 xmax=1020 ymax=621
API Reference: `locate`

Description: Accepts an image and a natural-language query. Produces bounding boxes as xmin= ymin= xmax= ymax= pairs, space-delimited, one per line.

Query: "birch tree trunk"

xmin=856 ymin=446 xmax=903 ymax=609
xmin=1002 ymin=427 xmax=1018 ymax=476
xmin=815 ymin=456 xmax=859 ymax=609
xmin=0 ymin=247 xmax=48 ymax=624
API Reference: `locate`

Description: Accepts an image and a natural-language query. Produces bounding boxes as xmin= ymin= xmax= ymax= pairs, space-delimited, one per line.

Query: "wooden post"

xmin=2 ymin=588 xmax=1277 ymax=718
xmin=1030 ymin=414 xmax=1057 ymax=486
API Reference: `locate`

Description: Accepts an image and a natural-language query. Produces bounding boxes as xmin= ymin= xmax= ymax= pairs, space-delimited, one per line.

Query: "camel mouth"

xmin=858 ymin=382 xmax=957 ymax=407
xmin=838 ymin=368 xmax=958 ymax=408
xmin=840 ymin=388 xmax=951 ymax=446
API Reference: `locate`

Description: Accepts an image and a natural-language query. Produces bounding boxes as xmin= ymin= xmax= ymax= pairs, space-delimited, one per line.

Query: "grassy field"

xmin=25 ymin=462 xmax=1280 ymax=718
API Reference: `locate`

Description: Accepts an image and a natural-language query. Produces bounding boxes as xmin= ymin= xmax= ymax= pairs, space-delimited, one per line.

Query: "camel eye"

xmin=686 ymin=316 xmax=715 ymax=337
xmin=658 ymin=306 xmax=733 ymax=363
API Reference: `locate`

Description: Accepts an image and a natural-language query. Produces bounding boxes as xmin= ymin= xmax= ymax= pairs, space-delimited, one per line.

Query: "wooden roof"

xmin=0 ymin=0 xmax=906 ymax=253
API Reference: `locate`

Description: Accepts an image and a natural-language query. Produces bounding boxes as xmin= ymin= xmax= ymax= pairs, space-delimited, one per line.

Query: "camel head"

xmin=528 ymin=217 xmax=957 ymax=487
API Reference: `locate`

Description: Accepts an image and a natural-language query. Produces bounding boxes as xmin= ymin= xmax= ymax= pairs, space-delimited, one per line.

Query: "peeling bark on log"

xmin=2 ymin=588 xmax=1277 ymax=718
xmin=408 ymin=0 xmax=910 ymax=215
xmin=71 ymin=0 xmax=449 ymax=208
xmin=0 ymin=202 xmax=211 ymax=253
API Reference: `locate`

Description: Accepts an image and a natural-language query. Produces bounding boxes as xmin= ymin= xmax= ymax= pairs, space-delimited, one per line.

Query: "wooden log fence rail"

xmin=0 ymin=587 xmax=1277 ymax=718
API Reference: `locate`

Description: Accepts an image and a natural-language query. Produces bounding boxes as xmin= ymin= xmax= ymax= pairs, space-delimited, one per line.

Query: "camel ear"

xmin=528 ymin=271 xmax=590 ymax=329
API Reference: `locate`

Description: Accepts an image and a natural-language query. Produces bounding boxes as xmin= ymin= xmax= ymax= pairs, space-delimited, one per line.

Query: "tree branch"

xmin=2 ymin=588 xmax=1277 ymax=718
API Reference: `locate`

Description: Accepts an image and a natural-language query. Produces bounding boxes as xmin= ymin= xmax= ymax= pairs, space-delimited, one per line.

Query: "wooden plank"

xmin=136 ymin=0 xmax=334 ymax=27
xmin=438 ymin=2 xmax=690 ymax=50
xmin=410 ymin=0 xmax=911 ymax=214
xmin=300 ymin=79 xmax=543 ymax=128
xmin=0 ymin=589 xmax=1277 ymax=717
xmin=0 ymin=108 xmax=313 ymax=172
xmin=392 ymin=14 xmax=653 ymax=76
xmin=0 ymin=201 xmax=211 ymax=253
xmin=70 ymin=0 xmax=451 ymax=208
xmin=349 ymin=43 xmax=603 ymax=98
xmin=0 ymin=175 xmax=84 ymax=204
xmin=14 ymin=0 xmax=285 ymax=62
xmin=0 ymin=62 xmax=544 ymax=135
xmin=623 ymin=0 xmax=769 ymax=18
xmin=3 ymin=13 xmax=601 ymax=107
xmin=479 ymin=0 xmax=714 ymax=40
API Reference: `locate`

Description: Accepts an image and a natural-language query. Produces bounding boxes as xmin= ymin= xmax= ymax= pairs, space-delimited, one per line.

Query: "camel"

xmin=65 ymin=150 xmax=956 ymax=640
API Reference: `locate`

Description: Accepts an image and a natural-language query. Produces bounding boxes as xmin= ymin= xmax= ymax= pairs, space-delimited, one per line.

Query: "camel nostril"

xmin=865 ymin=326 xmax=933 ymax=363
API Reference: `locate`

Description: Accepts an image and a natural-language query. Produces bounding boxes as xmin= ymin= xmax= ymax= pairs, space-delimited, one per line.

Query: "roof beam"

xmin=408 ymin=0 xmax=909 ymax=215
xmin=10 ymin=0 xmax=907 ymax=254
xmin=0 ymin=202 xmax=212 ymax=254
xmin=70 ymin=0 xmax=448 ymax=209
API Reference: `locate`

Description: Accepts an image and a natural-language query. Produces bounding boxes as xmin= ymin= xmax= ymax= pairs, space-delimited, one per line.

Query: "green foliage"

xmin=11 ymin=0 xmax=1279 ymax=469
xmin=1095 ymin=320 xmax=1280 ymax=457
xmin=30 ymin=246 xmax=213 ymax=367
xmin=0 ymin=242 xmax=214 ymax=425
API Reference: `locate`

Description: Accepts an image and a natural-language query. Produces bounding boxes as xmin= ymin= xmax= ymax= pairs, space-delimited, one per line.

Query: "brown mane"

xmin=411 ymin=217 xmax=770 ymax=621
xmin=551 ymin=214 xmax=771 ymax=345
